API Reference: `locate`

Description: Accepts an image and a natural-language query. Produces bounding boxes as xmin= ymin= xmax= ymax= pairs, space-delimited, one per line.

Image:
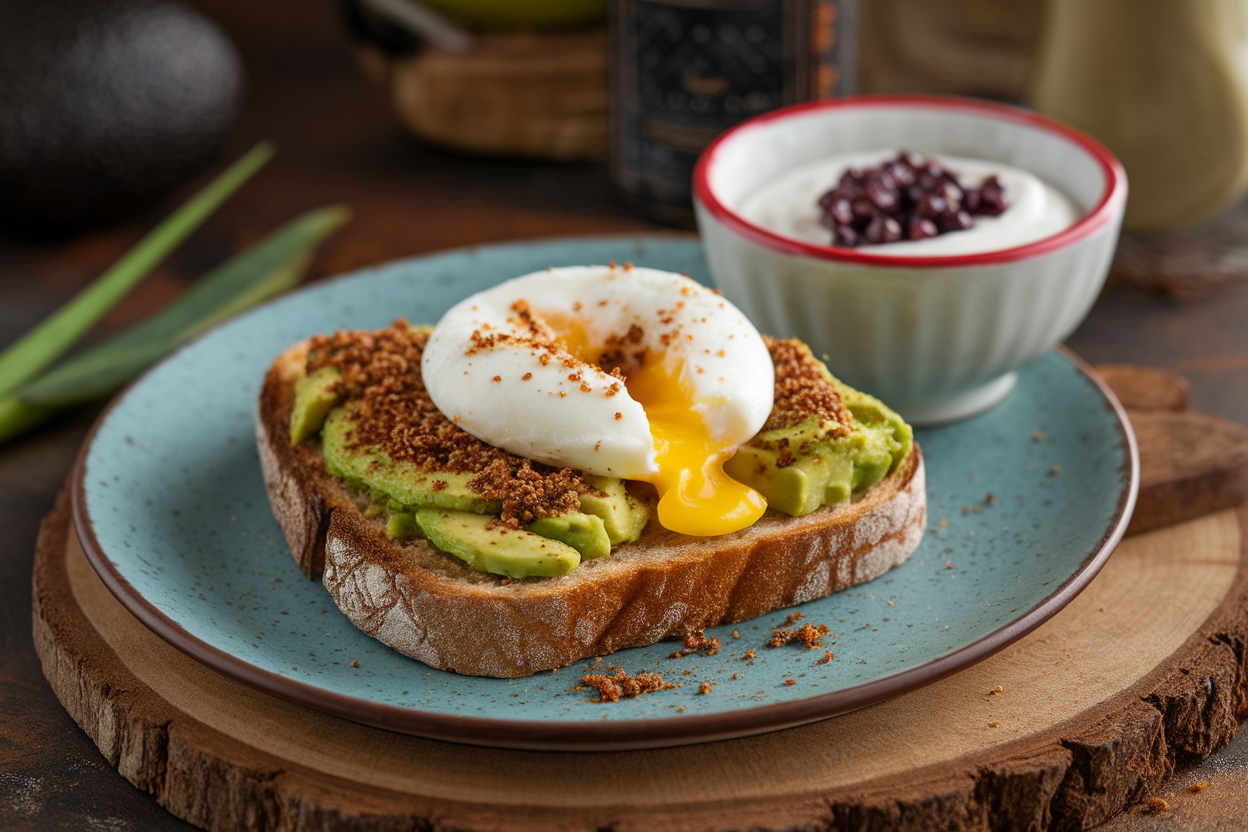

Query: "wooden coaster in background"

xmin=1110 ymin=198 xmax=1248 ymax=297
xmin=358 ymin=30 xmax=609 ymax=162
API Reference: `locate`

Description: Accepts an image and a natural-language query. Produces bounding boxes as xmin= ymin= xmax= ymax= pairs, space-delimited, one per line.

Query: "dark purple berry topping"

xmin=816 ymin=152 xmax=1010 ymax=248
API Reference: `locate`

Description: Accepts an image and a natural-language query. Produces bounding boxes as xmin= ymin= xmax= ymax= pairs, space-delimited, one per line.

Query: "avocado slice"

xmin=527 ymin=512 xmax=611 ymax=559
xmin=726 ymin=444 xmax=855 ymax=516
xmin=725 ymin=366 xmax=913 ymax=517
xmin=385 ymin=511 xmax=422 ymax=539
xmin=321 ymin=406 xmax=501 ymax=515
xmin=290 ymin=366 xmax=342 ymax=445
xmin=578 ymin=475 xmax=649 ymax=545
xmin=416 ymin=508 xmax=580 ymax=578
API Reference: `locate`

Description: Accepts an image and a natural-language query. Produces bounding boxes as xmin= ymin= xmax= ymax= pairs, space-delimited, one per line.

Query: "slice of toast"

xmin=256 ymin=341 xmax=926 ymax=678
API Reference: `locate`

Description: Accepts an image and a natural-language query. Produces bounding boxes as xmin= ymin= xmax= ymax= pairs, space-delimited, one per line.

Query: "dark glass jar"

xmin=609 ymin=0 xmax=857 ymax=225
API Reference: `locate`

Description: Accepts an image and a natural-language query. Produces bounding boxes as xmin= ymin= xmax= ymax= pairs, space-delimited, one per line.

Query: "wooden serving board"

xmin=31 ymin=368 xmax=1248 ymax=831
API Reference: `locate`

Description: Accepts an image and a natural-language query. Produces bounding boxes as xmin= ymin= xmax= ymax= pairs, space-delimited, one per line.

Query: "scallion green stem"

xmin=0 ymin=142 xmax=274 ymax=400
xmin=20 ymin=205 xmax=350 ymax=409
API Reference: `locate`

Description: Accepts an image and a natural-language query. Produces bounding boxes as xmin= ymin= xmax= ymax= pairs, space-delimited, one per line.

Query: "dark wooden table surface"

xmin=4 ymin=1 xmax=1248 ymax=829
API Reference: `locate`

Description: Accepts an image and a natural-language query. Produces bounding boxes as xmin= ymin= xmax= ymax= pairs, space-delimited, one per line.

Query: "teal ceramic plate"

xmin=74 ymin=236 xmax=1138 ymax=750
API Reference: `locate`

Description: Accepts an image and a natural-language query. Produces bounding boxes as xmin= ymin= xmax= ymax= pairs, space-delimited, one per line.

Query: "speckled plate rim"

xmin=70 ymin=237 xmax=1139 ymax=751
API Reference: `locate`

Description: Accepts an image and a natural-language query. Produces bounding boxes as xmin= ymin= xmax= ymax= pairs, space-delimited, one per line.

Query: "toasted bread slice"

xmin=256 ymin=341 xmax=926 ymax=678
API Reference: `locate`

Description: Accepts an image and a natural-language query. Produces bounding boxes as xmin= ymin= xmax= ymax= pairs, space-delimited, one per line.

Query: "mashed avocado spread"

xmin=289 ymin=323 xmax=911 ymax=580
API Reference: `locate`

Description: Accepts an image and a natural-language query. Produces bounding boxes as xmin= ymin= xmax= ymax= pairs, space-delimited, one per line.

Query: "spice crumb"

xmin=731 ymin=630 xmax=740 ymax=639
xmin=1034 ymin=430 xmax=1044 ymax=442
xmin=698 ymin=682 xmax=715 ymax=695
xmin=670 ymin=629 xmax=721 ymax=659
xmin=987 ymin=721 xmax=1001 ymax=728
xmin=1189 ymin=782 xmax=1210 ymax=793
xmin=785 ymin=679 xmax=796 ymax=686
xmin=1146 ymin=798 xmax=1170 ymax=814
xmin=580 ymin=666 xmax=672 ymax=702
xmin=349 ymin=659 xmax=359 ymax=668
xmin=768 ymin=622 xmax=830 ymax=648
xmin=988 ymin=685 xmax=1003 ymax=696
xmin=1050 ymin=464 xmax=1062 ymax=476
xmin=816 ymin=650 xmax=834 ymax=665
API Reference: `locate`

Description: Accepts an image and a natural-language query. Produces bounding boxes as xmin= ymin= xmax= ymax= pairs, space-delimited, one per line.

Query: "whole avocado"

xmin=0 ymin=0 xmax=244 ymax=230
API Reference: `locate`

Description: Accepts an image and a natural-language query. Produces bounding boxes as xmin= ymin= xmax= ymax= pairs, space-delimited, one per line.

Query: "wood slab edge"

xmin=786 ymin=503 xmax=1248 ymax=832
xmin=31 ymin=480 xmax=1248 ymax=832
xmin=31 ymin=487 xmax=456 ymax=832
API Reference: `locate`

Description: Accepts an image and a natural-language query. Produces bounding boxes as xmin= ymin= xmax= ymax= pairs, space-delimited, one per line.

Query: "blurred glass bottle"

xmin=1031 ymin=0 xmax=1248 ymax=231
xmin=610 ymin=0 xmax=856 ymax=225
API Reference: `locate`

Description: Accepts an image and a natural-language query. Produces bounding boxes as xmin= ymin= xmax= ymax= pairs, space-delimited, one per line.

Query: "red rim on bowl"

xmin=692 ymin=94 xmax=1128 ymax=268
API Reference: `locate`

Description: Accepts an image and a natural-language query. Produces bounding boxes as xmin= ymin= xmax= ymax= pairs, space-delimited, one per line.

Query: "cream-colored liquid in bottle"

xmin=1031 ymin=0 xmax=1248 ymax=231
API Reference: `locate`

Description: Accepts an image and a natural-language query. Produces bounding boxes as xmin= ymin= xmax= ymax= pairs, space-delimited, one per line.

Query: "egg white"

xmin=421 ymin=265 xmax=775 ymax=479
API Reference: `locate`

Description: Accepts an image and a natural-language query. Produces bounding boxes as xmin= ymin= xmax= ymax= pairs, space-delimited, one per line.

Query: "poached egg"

xmin=421 ymin=265 xmax=775 ymax=536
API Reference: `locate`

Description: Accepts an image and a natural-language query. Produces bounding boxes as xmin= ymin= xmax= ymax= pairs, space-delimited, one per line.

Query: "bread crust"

xmin=256 ymin=342 xmax=926 ymax=678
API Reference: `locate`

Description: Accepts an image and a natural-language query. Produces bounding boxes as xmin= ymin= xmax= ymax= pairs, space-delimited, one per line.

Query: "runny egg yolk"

xmin=542 ymin=312 xmax=767 ymax=537
xmin=622 ymin=357 xmax=767 ymax=537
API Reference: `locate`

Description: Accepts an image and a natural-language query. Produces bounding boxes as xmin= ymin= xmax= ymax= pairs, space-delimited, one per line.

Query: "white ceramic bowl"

xmin=693 ymin=95 xmax=1128 ymax=425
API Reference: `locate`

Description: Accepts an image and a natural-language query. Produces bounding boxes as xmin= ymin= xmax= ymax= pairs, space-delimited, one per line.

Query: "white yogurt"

xmin=738 ymin=150 xmax=1082 ymax=256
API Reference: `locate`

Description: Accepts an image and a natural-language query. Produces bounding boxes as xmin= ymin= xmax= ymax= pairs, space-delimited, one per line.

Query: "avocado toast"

xmin=256 ymin=322 xmax=925 ymax=678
